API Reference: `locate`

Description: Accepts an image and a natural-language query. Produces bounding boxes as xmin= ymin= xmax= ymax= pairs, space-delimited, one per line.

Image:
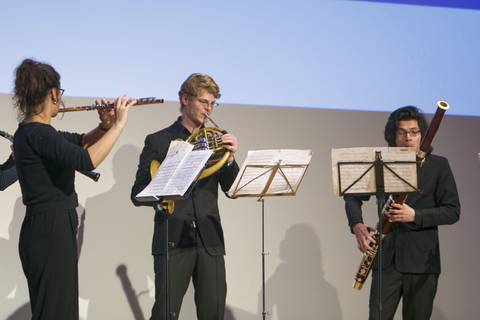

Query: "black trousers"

xmin=369 ymin=265 xmax=439 ymax=320
xmin=19 ymin=207 xmax=79 ymax=320
xmin=151 ymin=246 xmax=226 ymax=320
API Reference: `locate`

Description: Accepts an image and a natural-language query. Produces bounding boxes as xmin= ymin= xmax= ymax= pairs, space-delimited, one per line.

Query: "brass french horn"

xmin=149 ymin=119 xmax=231 ymax=214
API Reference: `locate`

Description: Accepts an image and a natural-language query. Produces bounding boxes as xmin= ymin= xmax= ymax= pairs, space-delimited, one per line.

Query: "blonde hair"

xmin=178 ymin=73 xmax=220 ymax=108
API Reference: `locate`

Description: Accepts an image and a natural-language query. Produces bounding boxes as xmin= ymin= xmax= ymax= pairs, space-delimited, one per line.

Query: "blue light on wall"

xmin=353 ymin=0 xmax=480 ymax=10
xmin=0 ymin=0 xmax=478 ymax=116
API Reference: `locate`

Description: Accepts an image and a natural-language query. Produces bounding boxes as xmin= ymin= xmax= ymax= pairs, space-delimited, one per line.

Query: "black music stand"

xmin=146 ymin=182 xmax=198 ymax=320
xmin=153 ymin=201 xmax=173 ymax=320
xmin=229 ymin=158 xmax=310 ymax=320
xmin=337 ymin=150 xmax=418 ymax=320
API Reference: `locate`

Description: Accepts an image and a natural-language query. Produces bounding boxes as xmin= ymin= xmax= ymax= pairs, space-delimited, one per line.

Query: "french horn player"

xmin=131 ymin=73 xmax=239 ymax=320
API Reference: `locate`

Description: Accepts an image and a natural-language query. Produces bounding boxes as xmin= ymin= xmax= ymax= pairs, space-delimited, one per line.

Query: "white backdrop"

xmin=1 ymin=94 xmax=479 ymax=319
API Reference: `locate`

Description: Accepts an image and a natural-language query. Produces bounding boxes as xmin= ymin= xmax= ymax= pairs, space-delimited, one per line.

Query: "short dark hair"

xmin=384 ymin=106 xmax=428 ymax=147
xmin=13 ymin=58 xmax=61 ymax=120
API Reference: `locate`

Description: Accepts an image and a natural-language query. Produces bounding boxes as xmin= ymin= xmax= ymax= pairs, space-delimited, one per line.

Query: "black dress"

xmin=14 ymin=122 xmax=94 ymax=320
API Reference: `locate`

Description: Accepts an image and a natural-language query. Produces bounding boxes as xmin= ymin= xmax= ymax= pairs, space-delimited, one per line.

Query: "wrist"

xmin=110 ymin=122 xmax=125 ymax=132
xmin=98 ymin=123 xmax=111 ymax=132
xmin=413 ymin=209 xmax=422 ymax=225
xmin=352 ymin=222 xmax=364 ymax=228
xmin=226 ymin=155 xmax=234 ymax=166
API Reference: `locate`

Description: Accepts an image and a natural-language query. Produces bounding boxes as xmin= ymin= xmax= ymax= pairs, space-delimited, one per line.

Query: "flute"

xmin=59 ymin=97 xmax=164 ymax=112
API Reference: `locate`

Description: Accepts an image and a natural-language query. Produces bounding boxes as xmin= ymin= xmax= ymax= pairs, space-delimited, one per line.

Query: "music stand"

xmin=142 ymin=180 xmax=200 ymax=320
xmin=335 ymin=148 xmax=418 ymax=320
xmin=135 ymin=140 xmax=213 ymax=320
xmin=229 ymin=152 xmax=311 ymax=320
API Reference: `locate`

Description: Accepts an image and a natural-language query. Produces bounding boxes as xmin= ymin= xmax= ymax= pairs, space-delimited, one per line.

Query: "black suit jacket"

xmin=131 ymin=119 xmax=239 ymax=256
xmin=345 ymin=154 xmax=460 ymax=274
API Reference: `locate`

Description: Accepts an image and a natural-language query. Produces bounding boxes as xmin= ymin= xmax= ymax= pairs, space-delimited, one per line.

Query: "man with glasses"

xmin=131 ymin=73 xmax=239 ymax=320
xmin=344 ymin=106 xmax=460 ymax=320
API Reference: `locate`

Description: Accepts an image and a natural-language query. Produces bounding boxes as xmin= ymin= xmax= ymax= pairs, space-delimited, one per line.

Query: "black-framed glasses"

xmin=59 ymin=88 xmax=65 ymax=96
xmin=195 ymin=97 xmax=219 ymax=108
xmin=396 ymin=129 xmax=421 ymax=138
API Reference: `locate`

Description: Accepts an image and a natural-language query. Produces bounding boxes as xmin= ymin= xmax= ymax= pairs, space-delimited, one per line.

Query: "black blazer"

xmin=131 ymin=119 xmax=239 ymax=256
xmin=345 ymin=154 xmax=460 ymax=274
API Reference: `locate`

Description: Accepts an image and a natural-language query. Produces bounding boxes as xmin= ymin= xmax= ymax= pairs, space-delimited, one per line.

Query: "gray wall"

xmin=1 ymin=94 xmax=479 ymax=319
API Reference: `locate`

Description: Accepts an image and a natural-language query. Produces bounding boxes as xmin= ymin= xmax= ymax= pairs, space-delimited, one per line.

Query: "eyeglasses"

xmin=59 ymin=88 xmax=65 ymax=96
xmin=396 ymin=129 xmax=421 ymax=138
xmin=195 ymin=97 xmax=219 ymax=109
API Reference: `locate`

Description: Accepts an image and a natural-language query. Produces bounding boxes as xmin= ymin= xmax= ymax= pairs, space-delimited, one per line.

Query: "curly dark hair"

xmin=384 ymin=106 xmax=428 ymax=147
xmin=13 ymin=58 xmax=61 ymax=120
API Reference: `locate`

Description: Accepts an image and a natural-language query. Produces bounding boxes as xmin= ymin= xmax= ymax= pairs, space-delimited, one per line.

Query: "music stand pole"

xmin=258 ymin=198 xmax=268 ymax=320
xmin=229 ymin=156 xmax=310 ymax=320
xmin=374 ymin=151 xmax=385 ymax=320
xmin=154 ymin=202 xmax=173 ymax=320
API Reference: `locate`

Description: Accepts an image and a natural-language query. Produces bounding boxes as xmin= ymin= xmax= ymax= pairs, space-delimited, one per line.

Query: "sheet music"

xmin=267 ymin=166 xmax=306 ymax=193
xmin=242 ymin=149 xmax=312 ymax=165
xmin=163 ymin=150 xmax=212 ymax=195
xmin=142 ymin=141 xmax=193 ymax=196
xmin=331 ymin=148 xmax=373 ymax=195
xmin=135 ymin=141 xmax=212 ymax=200
xmin=229 ymin=167 xmax=271 ymax=196
xmin=228 ymin=149 xmax=312 ymax=197
xmin=331 ymin=147 xmax=417 ymax=196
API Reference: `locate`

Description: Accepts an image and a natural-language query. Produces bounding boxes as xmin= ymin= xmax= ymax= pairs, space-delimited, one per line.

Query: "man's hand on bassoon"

xmin=352 ymin=223 xmax=376 ymax=254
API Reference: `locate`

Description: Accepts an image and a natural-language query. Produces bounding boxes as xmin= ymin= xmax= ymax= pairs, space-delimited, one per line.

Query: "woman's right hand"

xmin=113 ymin=95 xmax=136 ymax=128
xmin=86 ymin=95 xmax=136 ymax=168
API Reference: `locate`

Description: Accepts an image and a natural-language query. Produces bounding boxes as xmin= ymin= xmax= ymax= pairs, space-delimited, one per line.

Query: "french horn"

xmin=150 ymin=117 xmax=231 ymax=214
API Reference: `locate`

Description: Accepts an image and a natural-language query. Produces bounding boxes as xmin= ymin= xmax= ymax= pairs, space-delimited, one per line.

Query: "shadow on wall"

xmin=224 ymin=305 xmax=257 ymax=320
xmin=80 ymin=143 xmax=210 ymax=320
xmin=116 ymin=264 xmax=146 ymax=320
xmin=260 ymin=223 xmax=342 ymax=320
xmin=1 ymin=197 xmax=31 ymax=319
xmin=431 ymin=306 xmax=448 ymax=320
xmin=81 ymin=144 xmax=155 ymax=319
